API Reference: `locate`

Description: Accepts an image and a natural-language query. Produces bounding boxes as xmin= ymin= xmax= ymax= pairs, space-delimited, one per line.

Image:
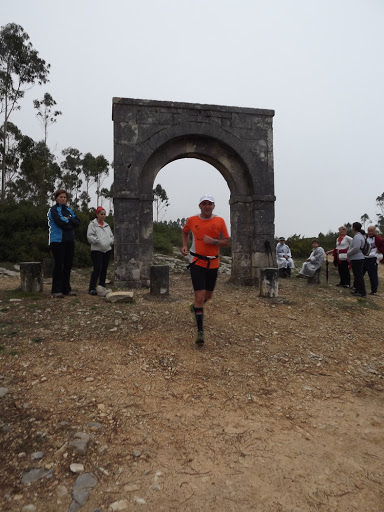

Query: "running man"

xmin=181 ymin=194 xmax=231 ymax=345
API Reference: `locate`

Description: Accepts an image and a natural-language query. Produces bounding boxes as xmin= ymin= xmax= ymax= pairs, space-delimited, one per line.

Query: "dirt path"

xmin=0 ymin=263 xmax=383 ymax=511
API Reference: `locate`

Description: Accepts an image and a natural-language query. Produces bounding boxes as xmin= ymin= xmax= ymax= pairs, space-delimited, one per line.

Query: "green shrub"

xmin=153 ymin=231 xmax=173 ymax=255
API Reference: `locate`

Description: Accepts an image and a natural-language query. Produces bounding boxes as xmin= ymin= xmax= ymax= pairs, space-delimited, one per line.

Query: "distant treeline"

xmin=0 ymin=203 xmax=382 ymax=266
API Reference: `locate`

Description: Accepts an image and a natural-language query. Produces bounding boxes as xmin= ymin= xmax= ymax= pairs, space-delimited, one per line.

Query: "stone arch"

xmin=113 ymin=98 xmax=275 ymax=288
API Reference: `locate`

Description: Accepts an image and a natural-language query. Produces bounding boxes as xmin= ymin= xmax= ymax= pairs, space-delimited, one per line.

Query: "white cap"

xmin=199 ymin=194 xmax=215 ymax=204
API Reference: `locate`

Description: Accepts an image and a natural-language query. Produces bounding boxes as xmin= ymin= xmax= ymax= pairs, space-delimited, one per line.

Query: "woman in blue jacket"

xmin=47 ymin=189 xmax=80 ymax=298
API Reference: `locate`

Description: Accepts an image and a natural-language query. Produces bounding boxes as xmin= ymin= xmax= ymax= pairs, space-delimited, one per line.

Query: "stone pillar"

xmin=260 ymin=267 xmax=279 ymax=298
xmin=20 ymin=262 xmax=43 ymax=293
xmin=150 ymin=266 xmax=169 ymax=296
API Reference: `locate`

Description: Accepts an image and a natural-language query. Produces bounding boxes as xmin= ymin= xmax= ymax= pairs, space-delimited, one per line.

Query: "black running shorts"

xmin=190 ymin=265 xmax=218 ymax=291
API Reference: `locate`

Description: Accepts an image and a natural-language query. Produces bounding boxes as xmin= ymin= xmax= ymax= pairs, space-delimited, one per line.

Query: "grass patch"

xmin=327 ymin=296 xmax=381 ymax=311
xmin=2 ymin=288 xmax=44 ymax=301
xmin=26 ymin=303 xmax=42 ymax=310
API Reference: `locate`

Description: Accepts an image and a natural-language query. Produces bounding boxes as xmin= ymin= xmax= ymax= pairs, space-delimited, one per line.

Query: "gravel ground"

xmin=0 ymin=260 xmax=383 ymax=512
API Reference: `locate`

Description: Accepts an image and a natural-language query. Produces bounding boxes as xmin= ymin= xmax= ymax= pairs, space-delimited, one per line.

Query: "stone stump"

xmin=150 ymin=265 xmax=169 ymax=296
xmin=308 ymin=268 xmax=321 ymax=285
xmin=19 ymin=262 xmax=43 ymax=293
xmin=260 ymin=267 xmax=279 ymax=298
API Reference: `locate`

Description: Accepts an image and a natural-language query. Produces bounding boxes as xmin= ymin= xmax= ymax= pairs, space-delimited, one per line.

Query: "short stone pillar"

xmin=150 ymin=265 xmax=169 ymax=296
xmin=19 ymin=262 xmax=43 ymax=293
xmin=260 ymin=267 xmax=279 ymax=298
xmin=308 ymin=268 xmax=321 ymax=285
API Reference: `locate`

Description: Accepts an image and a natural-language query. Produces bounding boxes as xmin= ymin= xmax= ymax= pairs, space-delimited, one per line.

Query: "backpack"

xmin=362 ymin=239 xmax=371 ymax=256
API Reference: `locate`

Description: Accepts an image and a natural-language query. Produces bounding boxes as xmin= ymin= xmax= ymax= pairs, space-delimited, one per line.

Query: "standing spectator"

xmin=326 ymin=226 xmax=352 ymax=288
xmin=181 ymin=194 xmax=231 ymax=345
xmin=276 ymin=237 xmax=295 ymax=277
xmin=47 ymin=189 xmax=80 ymax=298
xmin=363 ymin=226 xmax=383 ymax=295
xmin=297 ymin=239 xmax=325 ymax=278
xmin=347 ymin=222 xmax=366 ymax=297
xmin=87 ymin=207 xmax=114 ymax=295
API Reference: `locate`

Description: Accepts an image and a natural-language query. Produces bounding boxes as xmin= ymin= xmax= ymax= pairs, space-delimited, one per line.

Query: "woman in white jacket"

xmin=87 ymin=207 xmax=114 ymax=295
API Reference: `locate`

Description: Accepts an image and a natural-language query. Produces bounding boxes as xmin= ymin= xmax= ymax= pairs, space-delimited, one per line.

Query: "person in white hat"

xmin=181 ymin=194 xmax=231 ymax=345
xmin=276 ymin=236 xmax=295 ymax=277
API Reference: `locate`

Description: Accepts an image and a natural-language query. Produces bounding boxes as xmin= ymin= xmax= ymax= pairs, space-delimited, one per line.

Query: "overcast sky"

xmin=4 ymin=0 xmax=384 ymax=237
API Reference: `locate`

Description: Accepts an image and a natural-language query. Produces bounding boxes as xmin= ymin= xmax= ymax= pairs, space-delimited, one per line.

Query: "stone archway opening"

xmin=153 ymin=159 xmax=230 ymax=229
xmin=112 ymin=98 xmax=275 ymax=289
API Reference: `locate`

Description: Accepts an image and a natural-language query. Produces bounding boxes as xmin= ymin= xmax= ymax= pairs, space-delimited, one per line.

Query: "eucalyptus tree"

xmin=360 ymin=213 xmax=371 ymax=231
xmin=153 ymin=183 xmax=169 ymax=222
xmin=0 ymin=121 xmax=30 ymax=194
xmin=60 ymin=147 xmax=83 ymax=206
xmin=0 ymin=23 xmax=50 ymax=202
xmin=33 ymin=92 xmax=62 ymax=144
xmin=7 ymin=137 xmax=61 ymax=206
xmin=376 ymin=192 xmax=384 ymax=233
xmin=82 ymin=152 xmax=109 ymax=206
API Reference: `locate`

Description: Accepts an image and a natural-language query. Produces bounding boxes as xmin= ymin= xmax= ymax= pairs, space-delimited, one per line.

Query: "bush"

xmin=0 ymin=201 xmax=95 ymax=266
xmin=153 ymin=230 xmax=174 ymax=255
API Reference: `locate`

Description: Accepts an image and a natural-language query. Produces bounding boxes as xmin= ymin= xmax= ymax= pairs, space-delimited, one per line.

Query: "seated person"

xmin=276 ymin=237 xmax=295 ymax=276
xmin=297 ymin=239 xmax=325 ymax=278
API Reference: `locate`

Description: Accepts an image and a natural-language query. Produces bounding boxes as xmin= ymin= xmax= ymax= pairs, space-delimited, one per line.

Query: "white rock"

xmin=70 ymin=463 xmax=84 ymax=473
xmin=133 ymin=496 xmax=147 ymax=505
xmin=124 ymin=484 xmax=139 ymax=492
xmin=22 ymin=505 xmax=37 ymax=512
xmin=109 ymin=499 xmax=130 ymax=511
xmin=106 ymin=291 xmax=134 ymax=303
xmin=97 ymin=285 xmax=113 ymax=297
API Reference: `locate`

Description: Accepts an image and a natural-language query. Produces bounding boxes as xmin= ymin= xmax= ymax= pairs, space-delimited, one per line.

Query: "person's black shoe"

xmin=195 ymin=331 xmax=205 ymax=345
xmin=88 ymin=289 xmax=97 ymax=296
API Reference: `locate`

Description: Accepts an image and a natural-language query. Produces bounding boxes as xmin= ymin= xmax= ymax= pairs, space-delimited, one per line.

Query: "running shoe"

xmin=195 ymin=330 xmax=205 ymax=345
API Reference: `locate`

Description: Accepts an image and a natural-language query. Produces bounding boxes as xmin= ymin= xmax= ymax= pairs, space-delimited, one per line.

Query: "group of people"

xmin=47 ymin=189 xmax=114 ymax=299
xmin=276 ymin=223 xmax=384 ymax=298
xmin=47 ymin=190 xmax=383 ymax=346
xmin=328 ymin=223 xmax=384 ymax=297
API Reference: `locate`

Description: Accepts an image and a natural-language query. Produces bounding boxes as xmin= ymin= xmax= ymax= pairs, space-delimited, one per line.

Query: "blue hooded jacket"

xmin=48 ymin=203 xmax=80 ymax=244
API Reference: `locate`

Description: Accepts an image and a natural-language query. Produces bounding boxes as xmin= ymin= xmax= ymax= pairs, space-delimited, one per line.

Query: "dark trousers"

xmin=351 ymin=259 xmax=366 ymax=296
xmin=337 ymin=260 xmax=350 ymax=286
xmin=50 ymin=241 xmax=75 ymax=294
xmin=89 ymin=250 xmax=111 ymax=291
xmin=363 ymin=257 xmax=378 ymax=293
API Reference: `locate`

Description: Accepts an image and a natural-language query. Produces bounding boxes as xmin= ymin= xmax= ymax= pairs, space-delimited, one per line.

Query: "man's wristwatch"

xmin=213 ymin=239 xmax=219 ymax=245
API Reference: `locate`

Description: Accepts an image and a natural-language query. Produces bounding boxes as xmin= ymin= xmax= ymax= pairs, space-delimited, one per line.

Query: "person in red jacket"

xmin=182 ymin=195 xmax=231 ymax=345
xmin=364 ymin=226 xmax=384 ymax=295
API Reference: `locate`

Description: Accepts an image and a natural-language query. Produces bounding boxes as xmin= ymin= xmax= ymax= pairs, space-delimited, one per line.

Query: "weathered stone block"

xmin=19 ymin=262 xmax=43 ymax=292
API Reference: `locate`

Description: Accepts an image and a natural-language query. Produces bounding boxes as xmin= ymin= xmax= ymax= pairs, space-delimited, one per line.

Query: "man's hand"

xmin=181 ymin=246 xmax=188 ymax=256
xmin=203 ymin=235 xmax=216 ymax=245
